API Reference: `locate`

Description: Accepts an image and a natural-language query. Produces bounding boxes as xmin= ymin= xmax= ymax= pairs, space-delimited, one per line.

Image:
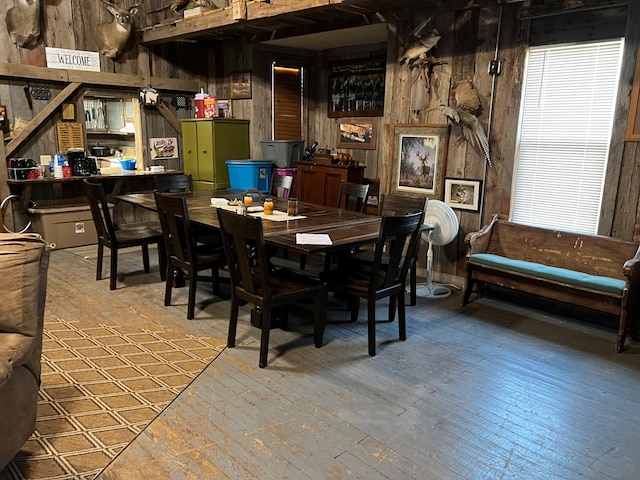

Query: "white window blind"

xmin=511 ymin=40 xmax=623 ymax=234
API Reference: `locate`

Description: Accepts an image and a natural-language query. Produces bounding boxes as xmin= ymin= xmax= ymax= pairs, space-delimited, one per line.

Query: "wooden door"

xmin=196 ymin=121 xmax=215 ymax=183
xmin=298 ymin=166 xmax=325 ymax=204
xmin=323 ymin=170 xmax=346 ymax=207
xmin=182 ymin=121 xmax=199 ymax=181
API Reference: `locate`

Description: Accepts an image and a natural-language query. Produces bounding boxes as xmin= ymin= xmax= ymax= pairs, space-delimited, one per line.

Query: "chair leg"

xmin=347 ymin=296 xmax=360 ymax=322
xmin=322 ymin=253 xmax=332 ymax=272
xmin=388 ymin=295 xmax=397 ymax=323
xmin=158 ymin=242 xmax=167 ymax=281
xmin=164 ymin=264 xmax=173 ymax=307
xmin=461 ymin=273 xmax=475 ymax=306
xmin=187 ymin=269 xmax=197 ymax=320
xmin=109 ymin=249 xmax=118 ymax=290
xmin=211 ymin=266 xmax=220 ymax=295
xmin=228 ymin=294 xmax=240 ymax=348
xmin=409 ymin=262 xmax=417 ymax=306
xmin=96 ymin=244 xmax=104 ymax=281
xmin=314 ymin=286 xmax=327 ymax=348
xmin=142 ymin=245 xmax=150 ymax=273
xmin=367 ymin=299 xmax=377 ymax=357
xmin=280 ymin=307 xmax=289 ymax=331
xmin=259 ymin=308 xmax=272 ymax=368
xmin=398 ymin=292 xmax=407 ymax=342
xmin=616 ymin=310 xmax=628 ymax=353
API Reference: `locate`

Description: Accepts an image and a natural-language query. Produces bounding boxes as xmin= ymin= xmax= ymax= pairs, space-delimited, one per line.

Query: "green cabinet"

xmin=181 ymin=119 xmax=250 ymax=190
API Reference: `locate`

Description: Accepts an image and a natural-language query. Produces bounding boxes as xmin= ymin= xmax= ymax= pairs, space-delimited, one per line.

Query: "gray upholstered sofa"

xmin=0 ymin=233 xmax=50 ymax=469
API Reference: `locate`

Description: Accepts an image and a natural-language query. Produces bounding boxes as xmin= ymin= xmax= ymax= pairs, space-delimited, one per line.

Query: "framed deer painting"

xmin=391 ymin=124 xmax=450 ymax=200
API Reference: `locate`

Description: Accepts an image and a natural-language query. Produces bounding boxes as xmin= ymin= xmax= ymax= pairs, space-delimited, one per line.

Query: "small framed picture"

xmin=336 ymin=118 xmax=377 ymax=150
xmin=217 ymin=99 xmax=232 ymax=118
xmin=230 ymin=71 xmax=252 ymax=99
xmin=328 ymin=57 xmax=386 ymax=117
xmin=62 ymin=103 xmax=76 ymax=121
xmin=444 ymin=178 xmax=483 ymax=212
xmin=149 ymin=137 xmax=178 ymax=159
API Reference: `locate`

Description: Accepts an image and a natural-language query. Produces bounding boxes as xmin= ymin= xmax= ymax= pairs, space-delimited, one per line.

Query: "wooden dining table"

xmin=114 ymin=190 xmax=382 ymax=257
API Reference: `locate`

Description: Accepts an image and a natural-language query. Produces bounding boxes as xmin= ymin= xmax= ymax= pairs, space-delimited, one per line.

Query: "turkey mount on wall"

xmin=6 ymin=0 xmax=42 ymax=48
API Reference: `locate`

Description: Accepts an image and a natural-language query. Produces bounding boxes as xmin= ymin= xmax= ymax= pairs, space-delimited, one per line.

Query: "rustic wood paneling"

xmin=1 ymin=1 xmax=22 ymax=64
xmin=3 ymin=0 xmax=640 ymax=287
xmin=529 ymin=6 xmax=627 ymax=45
xmin=482 ymin=4 xmax=526 ymax=226
xmin=606 ymin=2 xmax=640 ymax=237
xmin=44 ymin=0 xmax=76 ymax=50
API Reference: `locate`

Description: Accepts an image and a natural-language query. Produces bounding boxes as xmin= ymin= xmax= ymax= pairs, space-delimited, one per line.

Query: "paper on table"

xmin=296 ymin=233 xmax=332 ymax=245
xmin=210 ymin=197 xmax=229 ymax=205
xmin=252 ymin=210 xmax=306 ymax=221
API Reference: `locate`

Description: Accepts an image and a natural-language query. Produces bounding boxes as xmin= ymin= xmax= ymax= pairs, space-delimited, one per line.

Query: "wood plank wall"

xmin=2 ymin=0 xmax=640 ymax=284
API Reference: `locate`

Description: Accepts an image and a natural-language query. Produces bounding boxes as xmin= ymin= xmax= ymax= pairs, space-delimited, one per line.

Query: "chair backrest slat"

xmin=270 ymin=174 xmax=294 ymax=199
xmin=372 ymin=212 xmax=423 ymax=292
xmin=337 ymin=181 xmax=370 ymax=213
xmin=217 ymin=209 xmax=271 ymax=298
xmin=154 ymin=192 xmax=195 ymax=266
xmin=379 ymin=193 xmax=428 ymax=217
xmin=84 ymin=180 xmax=116 ymax=244
xmin=154 ymin=174 xmax=194 ymax=193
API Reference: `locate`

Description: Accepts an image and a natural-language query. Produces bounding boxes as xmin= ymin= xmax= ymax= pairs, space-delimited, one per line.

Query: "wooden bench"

xmin=462 ymin=214 xmax=640 ymax=352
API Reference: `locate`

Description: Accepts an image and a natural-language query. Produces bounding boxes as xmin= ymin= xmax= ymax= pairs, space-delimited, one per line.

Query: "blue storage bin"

xmin=226 ymin=160 xmax=273 ymax=193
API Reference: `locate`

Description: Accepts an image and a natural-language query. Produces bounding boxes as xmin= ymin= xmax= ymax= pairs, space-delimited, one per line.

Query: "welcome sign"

xmin=46 ymin=47 xmax=100 ymax=72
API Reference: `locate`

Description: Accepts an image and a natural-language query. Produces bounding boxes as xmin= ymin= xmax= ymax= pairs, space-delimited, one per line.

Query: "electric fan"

xmin=416 ymin=200 xmax=460 ymax=299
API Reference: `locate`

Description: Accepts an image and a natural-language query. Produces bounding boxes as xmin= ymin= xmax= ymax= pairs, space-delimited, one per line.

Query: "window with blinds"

xmin=272 ymin=63 xmax=303 ymax=140
xmin=511 ymin=39 xmax=624 ymax=234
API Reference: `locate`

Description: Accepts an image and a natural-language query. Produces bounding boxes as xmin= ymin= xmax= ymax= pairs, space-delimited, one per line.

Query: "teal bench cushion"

xmin=468 ymin=253 xmax=625 ymax=295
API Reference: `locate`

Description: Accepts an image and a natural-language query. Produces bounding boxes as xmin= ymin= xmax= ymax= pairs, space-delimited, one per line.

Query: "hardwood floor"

xmin=49 ymin=245 xmax=640 ymax=480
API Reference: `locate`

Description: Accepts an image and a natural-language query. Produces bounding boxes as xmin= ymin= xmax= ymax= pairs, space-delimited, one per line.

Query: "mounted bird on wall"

xmin=398 ymin=18 xmax=447 ymax=111
xmin=432 ymin=80 xmax=492 ymax=167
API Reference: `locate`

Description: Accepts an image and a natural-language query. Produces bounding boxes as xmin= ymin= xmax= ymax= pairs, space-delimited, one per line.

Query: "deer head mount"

xmin=6 ymin=0 xmax=42 ymax=48
xmin=95 ymin=0 xmax=143 ymax=59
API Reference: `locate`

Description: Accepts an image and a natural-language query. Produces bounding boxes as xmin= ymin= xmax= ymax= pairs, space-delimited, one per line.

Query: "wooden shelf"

xmin=86 ymin=131 xmax=134 ymax=136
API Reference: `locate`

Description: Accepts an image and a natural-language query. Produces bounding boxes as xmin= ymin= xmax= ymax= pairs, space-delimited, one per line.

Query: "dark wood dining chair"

xmin=84 ymin=180 xmax=166 ymax=290
xmin=342 ymin=194 xmax=428 ymax=306
xmin=337 ymin=180 xmax=370 ymax=213
xmin=154 ymin=191 xmax=227 ymax=319
xmin=316 ymin=180 xmax=371 ymax=271
xmin=154 ymin=174 xmax=194 ymax=193
xmin=321 ymin=211 xmax=424 ymax=356
xmin=155 ymin=173 xmax=221 ymax=247
xmin=216 ymin=208 xmax=328 ymax=368
xmin=270 ymin=173 xmax=294 ymax=199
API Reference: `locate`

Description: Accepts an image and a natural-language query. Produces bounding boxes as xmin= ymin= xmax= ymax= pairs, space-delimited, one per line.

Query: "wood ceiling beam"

xmin=0 ymin=63 xmax=199 ymax=157
xmin=139 ymin=0 xmax=346 ymax=45
xmin=0 ymin=62 xmax=198 ymax=92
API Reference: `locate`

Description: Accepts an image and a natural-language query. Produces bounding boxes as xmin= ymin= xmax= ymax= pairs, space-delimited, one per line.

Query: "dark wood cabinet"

xmin=296 ymin=161 xmax=365 ymax=207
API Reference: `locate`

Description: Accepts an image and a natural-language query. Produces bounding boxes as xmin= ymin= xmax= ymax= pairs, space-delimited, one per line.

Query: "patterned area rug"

xmin=1 ymin=317 xmax=225 ymax=480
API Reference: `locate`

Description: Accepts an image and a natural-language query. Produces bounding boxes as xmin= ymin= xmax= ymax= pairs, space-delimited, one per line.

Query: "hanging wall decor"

xmin=230 ymin=71 xmax=252 ymax=99
xmin=328 ymin=57 xmax=385 ymax=118
xmin=391 ymin=124 xmax=450 ymax=200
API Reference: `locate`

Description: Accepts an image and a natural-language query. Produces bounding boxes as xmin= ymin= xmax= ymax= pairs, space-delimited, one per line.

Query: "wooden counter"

xmin=4 ymin=171 xmax=183 ymax=232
